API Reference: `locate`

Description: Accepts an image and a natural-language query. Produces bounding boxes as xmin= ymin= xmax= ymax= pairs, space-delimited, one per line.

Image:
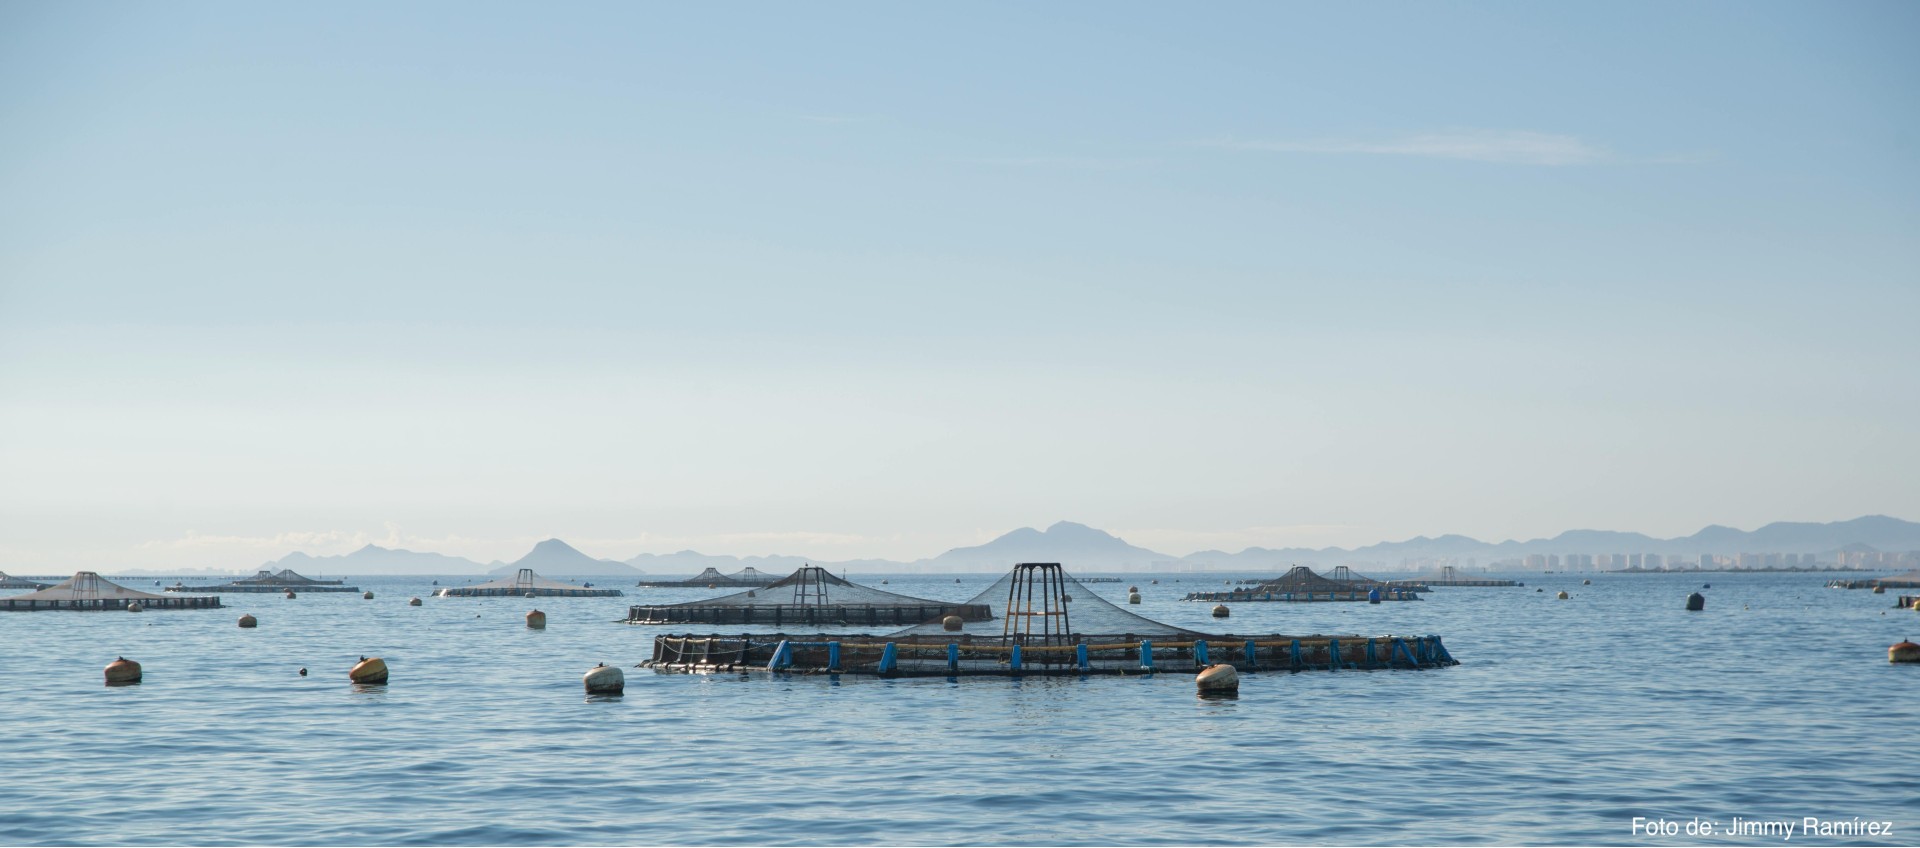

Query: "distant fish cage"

xmin=1183 ymin=588 xmax=1423 ymax=602
xmin=629 ymin=602 xmax=991 ymax=627
xmin=647 ymin=632 xmax=1458 ymax=676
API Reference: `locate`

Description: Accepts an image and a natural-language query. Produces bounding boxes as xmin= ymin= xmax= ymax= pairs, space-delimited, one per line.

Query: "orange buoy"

xmin=238 ymin=614 xmax=258 ymax=628
xmin=526 ymin=609 xmax=546 ymax=629
xmin=1196 ymin=663 xmax=1239 ymax=693
xmin=941 ymin=615 xmax=963 ymax=632
xmin=104 ymin=656 xmax=142 ymax=685
xmin=349 ymin=656 xmax=388 ymax=684
xmin=1891 ymin=640 xmax=1920 ymax=664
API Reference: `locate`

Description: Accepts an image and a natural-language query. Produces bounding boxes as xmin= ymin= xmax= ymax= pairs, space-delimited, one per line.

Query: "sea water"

xmin=0 ymin=572 xmax=1913 ymax=846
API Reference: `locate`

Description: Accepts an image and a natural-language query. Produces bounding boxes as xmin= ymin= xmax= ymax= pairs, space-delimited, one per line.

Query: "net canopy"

xmin=890 ymin=563 xmax=1204 ymax=640
xmin=0 ymin=571 xmax=49 ymax=589
xmin=197 ymin=569 xmax=350 ymax=589
xmin=9 ymin=572 xmax=171 ymax=602
xmin=629 ymin=566 xmax=991 ymax=624
xmin=637 ymin=567 xmax=780 ymax=588
xmin=1252 ymin=566 xmax=1364 ymax=594
xmin=440 ymin=568 xmax=624 ymax=597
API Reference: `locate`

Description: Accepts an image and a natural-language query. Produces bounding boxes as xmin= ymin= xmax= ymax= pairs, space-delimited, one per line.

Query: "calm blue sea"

xmin=0 ymin=571 xmax=1913 ymax=846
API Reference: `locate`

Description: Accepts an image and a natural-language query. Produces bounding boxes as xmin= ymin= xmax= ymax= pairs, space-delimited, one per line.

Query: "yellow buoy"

xmin=126 ymin=602 xmax=143 ymax=613
xmin=941 ymin=614 xmax=964 ymax=632
xmin=362 ymin=591 xmax=374 ymax=600
xmin=408 ymin=597 xmax=422 ymax=606
xmin=238 ymin=614 xmax=258 ymax=628
xmin=526 ymin=609 xmax=547 ymax=629
xmin=1890 ymin=640 xmax=1920 ymax=664
xmin=1211 ymin=604 xmax=1230 ymax=618
xmin=1556 ymin=591 xmax=1570 ymax=600
xmin=1196 ymin=663 xmax=1239 ymax=693
xmin=104 ymin=656 xmax=142 ymax=685
xmin=349 ymin=656 xmax=388 ymax=684
xmin=583 ymin=663 xmax=625 ymax=694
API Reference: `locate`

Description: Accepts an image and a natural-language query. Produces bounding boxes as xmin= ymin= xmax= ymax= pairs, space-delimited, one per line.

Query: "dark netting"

xmin=636 ymin=567 xmax=781 ymax=588
xmin=628 ymin=566 xmax=991 ymax=625
xmin=1254 ymin=565 xmax=1360 ymax=593
xmin=889 ymin=563 xmax=1205 ymax=640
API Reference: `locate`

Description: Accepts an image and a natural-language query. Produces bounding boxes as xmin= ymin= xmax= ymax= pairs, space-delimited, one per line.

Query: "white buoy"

xmin=1196 ymin=663 xmax=1238 ymax=693
xmin=126 ymin=602 xmax=143 ymax=613
xmin=104 ymin=656 xmax=142 ymax=685
xmin=408 ymin=597 xmax=422 ymax=606
xmin=583 ymin=663 xmax=625 ymax=694
xmin=349 ymin=656 xmax=388 ymax=684
xmin=1128 ymin=592 xmax=1142 ymax=605
xmin=362 ymin=591 xmax=374 ymax=600
xmin=238 ymin=614 xmax=258 ymax=628
xmin=941 ymin=615 xmax=964 ymax=632
xmin=526 ymin=609 xmax=547 ymax=629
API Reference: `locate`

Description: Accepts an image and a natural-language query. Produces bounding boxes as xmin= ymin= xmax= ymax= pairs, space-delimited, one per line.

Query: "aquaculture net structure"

xmin=438 ymin=568 xmax=624 ymax=597
xmin=1183 ymin=565 xmax=1422 ymax=602
xmin=181 ymin=568 xmax=359 ymax=593
xmin=650 ymin=564 xmax=1459 ymax=675
xmin=628 ymin=565 xmax=991 ymax=626
xmin=2 ymin=572 xmax=221 ymax=611
xmin=0 ymin=571 xmax=49 ymax=590
xmin=636 ymin=567 xmax=782 ymax=588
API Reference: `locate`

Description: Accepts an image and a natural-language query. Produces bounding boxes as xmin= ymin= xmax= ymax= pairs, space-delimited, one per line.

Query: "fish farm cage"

xmin=437 ymin=568 xmax=624 ymax=597
xmin=1184 ymin=566 xmax=1424 ymax=603
xmin=627 ymin=565 xmax=991 ymax=626
xmin=1 ymin=572 xmax=222 ymax=611
xmin=645 ymin=563 xmax=1459 ymax=677
xmin=170 ymin=568 xmax=360 ymax=593
xmin=636 ymin=567 xmax=781 ymax=588
xmin=1388 ymin=565 xmax=1519 ymax=587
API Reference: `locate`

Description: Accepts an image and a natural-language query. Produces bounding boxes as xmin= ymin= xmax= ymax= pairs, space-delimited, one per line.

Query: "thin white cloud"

xmin=1208 ymin=129 xmax=1614 ymax=166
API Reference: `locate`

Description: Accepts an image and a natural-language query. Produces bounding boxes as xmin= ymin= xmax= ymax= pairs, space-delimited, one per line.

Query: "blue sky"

xmin=2 ymin=2 xmax=1916 ymax=569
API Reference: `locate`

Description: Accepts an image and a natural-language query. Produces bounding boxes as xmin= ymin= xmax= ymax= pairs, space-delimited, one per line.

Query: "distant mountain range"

xmin=246 ymin=515 xmax=1920 ymax=576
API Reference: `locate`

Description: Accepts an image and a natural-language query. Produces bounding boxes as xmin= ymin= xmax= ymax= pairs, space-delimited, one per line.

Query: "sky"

xmin=2 ymin=2 xmax=1917 ymax=571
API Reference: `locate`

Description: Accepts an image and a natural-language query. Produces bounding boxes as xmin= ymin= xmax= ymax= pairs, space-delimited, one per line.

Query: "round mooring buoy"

xmin=284 ymin=590 xmax=296 ymax=599
xmin=1151 ymin=579 xmax=1159 ymax=585
xmin=362 ymin=591 xmax=374 ymax=600
xmin=941 ymin=614 xmax=964 ymax=632
xmin=1872 ymin=585 xmax=1886 ymax=594
xmin=1128 ymin=592 xmax=1142 ymax=605
xmin=1211 ymin=604 xmax=1230 ymax=619
xmin=1556 ymin=591 xmax=1570 ymax=600
xmin=1703 ymin=583 xmax=1711 ymax=589
xmin=104 ymin=656 xmax=142 ymax=685
xmin=126 ymin=602 xmax=143 ymax=613
xmin=583 ymin=663 xmax=625 ymax=694
xmin=1129 ymin=585 xmax=1139 ymax=593
xmin=1890 ymin=640 xmax=1920 ymax=664
xmin=349 ymin=656 xmax=388 ymax=684
xmin=526 ymin=609 xmax=547 ymax=629
xmin=238 ymin=614 xmax=258 ymax=628
xmin=1196 ymin=663 xmax=1239 ymax=693
xmin=1686 ymin=592 xmax=1706 ymax=612
xmin=1583 ymin=579 xmax=1592 ymax=585
xmin=408 ymin=597 xmax=422 ymax=606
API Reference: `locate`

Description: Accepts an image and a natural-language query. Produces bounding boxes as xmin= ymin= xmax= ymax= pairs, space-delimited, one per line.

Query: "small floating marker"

xmin=1367 ymin=587 xmax=1381 ymax=604
xmin=1129 ymin=585 xmax=1139 ymax=593
xmin=1151 ymin=579 xmax=1159 ymax=585
xmin=880 ymin=580 xmax=888 ymax=584
xmin=298 ymin=667 xmax=307 ymax=677
xmin=285 ymin=590 xmax=296 ymax=599
xmin=349 ymin=656 xmax=388 ymax=684
xmin=104 ymin=656 xmax=142 ymax=685
xmin=525 ymin=592 xmax=536 ymax=598
xmin=238 ymin=614 xmax=258 ymax=628
xmin=1196 ymin=663 xmax=1238 ymax=694
xmin=1128 ymin=592 xmax=1142 ymax=605
xmin=745 ymin=590 xmax=756 ymax=598
xmin=408 ymin=597 xmax=422 ymax=606
xmin=1536 ymin=588 xmax=1544 ymax=592
xmin=126 ymin=602 xmax=143 ymax=613
xmin=955 ymin=579 xmax=961 ymax=584
xmin=1872 ymin=585 xmax=1886 ymax=594
xmin=707 ymin=583 xmax=716 ymax=589
xmin=1211 ymin=604 xmax=1230 ymax=618
xmin=1556 ymin=591 xmax=1570 ymax=600
xmin=941 ymin=614 xmax=964 ymax=632
xmin=1891 ymin=639 xmax=1920 ymax=664
xmin=362 ymin=591 xmax=374 ymax=600
xmin=583 ymin=663 xmax=625 ymax=694
xmin=526 ymin=609 xmax=547 ymax=629
xmin=1582 ymin=579 xmax=1592 ymax=585
xmin=1686 ymin=592 xmax=1705 ymax=611
xmin=1702 ymin=583 xmax=1710 ymax=589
